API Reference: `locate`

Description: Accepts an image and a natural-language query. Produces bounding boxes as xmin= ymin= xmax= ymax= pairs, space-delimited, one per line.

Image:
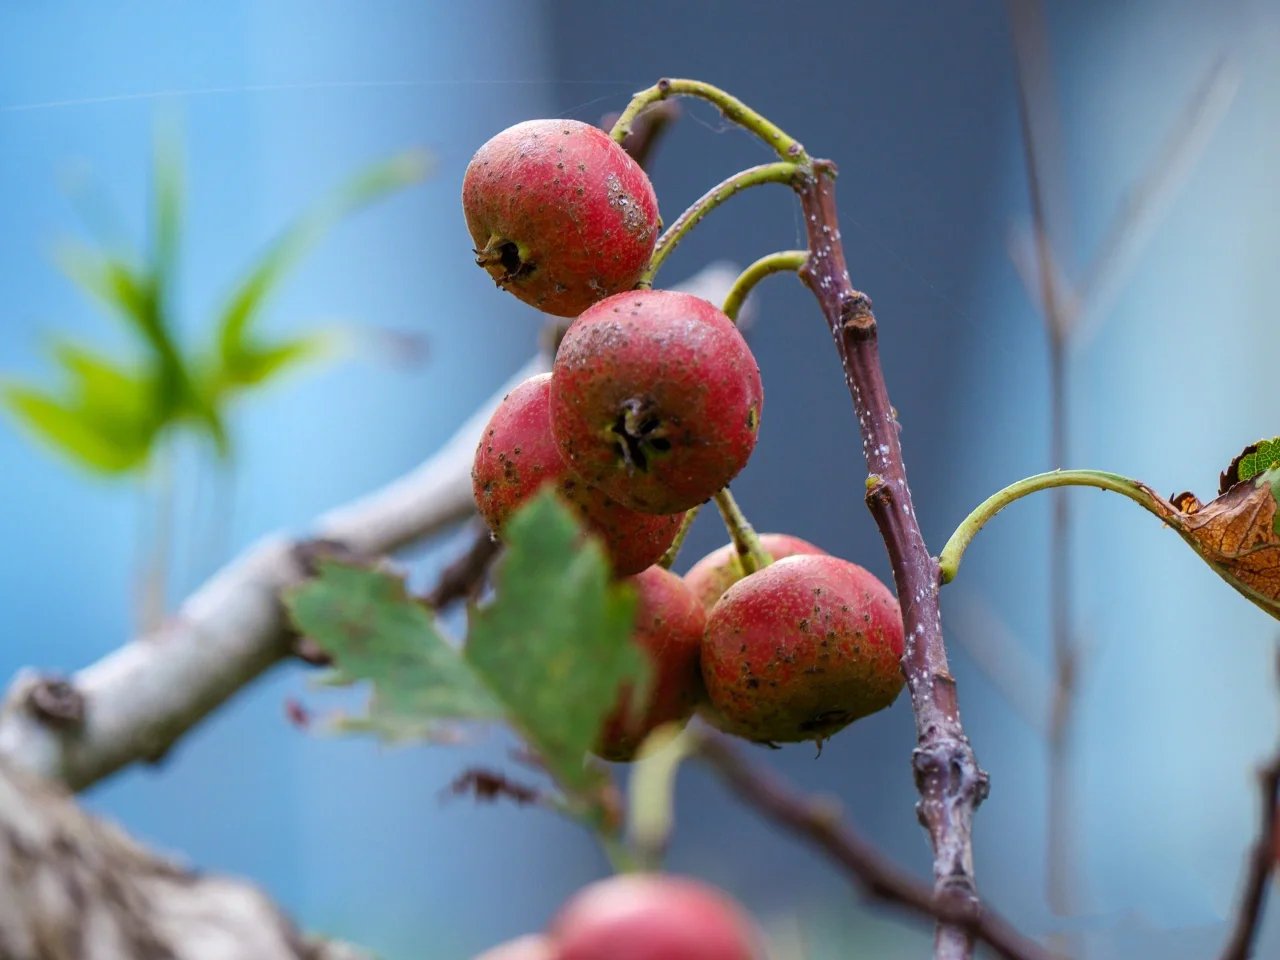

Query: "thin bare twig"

xmin=1216 ymin=646 xmax=1280 ymax=960
xmin=424 ymin=525 xmax=501 ymax=609
xmin=693 ymin=731 xmax=1055 ymax=960
xmin=1007 ymin=3 xmax=1237 ymax=921
xmin=1008 ymin=14 xmax=1083 ymax=913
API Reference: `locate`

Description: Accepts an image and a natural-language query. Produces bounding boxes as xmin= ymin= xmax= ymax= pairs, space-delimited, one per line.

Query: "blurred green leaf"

xmin=11 ymin=128 xmax=423 ymax=478
xmin=466 ymin=491 xmax=644 ymax=791
xmin=150 ymin=117 xmax=184 ymax=317
xmin=286 ymin=561 xmax=503 ymax=740
xmin=214 ymin=332 xmax=335 ymax=391
xmin=50 ymin=339 xmax=158 ymax=447
xmin=1 ymin=383 xmax=149 ymax=473
xmin=54 ymin=243 xmax=154 ymax=332
xmin=216 ymin=151 xmax=429 ymax=370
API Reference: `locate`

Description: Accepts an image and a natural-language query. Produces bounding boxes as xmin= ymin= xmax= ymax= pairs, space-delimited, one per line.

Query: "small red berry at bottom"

xmin=550 ymin=874 xmax=762 ymax=960
xmin=472 ymin=374 xmax=683 ymax=576
xmin=473 ymin=934 xmax=556 ymax=960
xmin=701 ymin=554 xmax=905 ymax=744
xmin=595 ymin=566 xmax=705 ymax=762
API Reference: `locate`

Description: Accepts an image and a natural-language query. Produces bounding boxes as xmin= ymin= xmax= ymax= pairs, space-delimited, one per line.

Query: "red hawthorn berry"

xmin=550 ymin=874 xmax=763 ymax=960
xmin=549 ymin=290 xmax=763 ymax=515
xmin=684 ymin=533 xmax=826 ymax=611
xmin=596 ymin=566 xmax=705 ymax=762
xmin=462 ymin=119 xmax=660 ymax=318
xmin=701 ymin=554 xmax=905 ymax=744
xmin=472 ymin=373 xmax=683 ymax=577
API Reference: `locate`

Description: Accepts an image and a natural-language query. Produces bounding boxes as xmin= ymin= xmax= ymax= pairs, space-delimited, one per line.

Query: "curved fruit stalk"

xmin=550 ymin=873 xmax=763 ymax=960
xmin=550 ymin=290 xmax=763 ymax=515
xmin=701 ymin=554 xmax=904 ymax=744
xmin=462 ymin=119 xmax=660 ymax=318
xmin=595 ymin=566 xmax=705 ymax=762
xmin=472 ymin=374 xmax=683 ymax=577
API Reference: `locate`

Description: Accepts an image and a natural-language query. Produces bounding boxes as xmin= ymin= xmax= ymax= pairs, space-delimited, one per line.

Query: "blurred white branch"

xmin=0 ymin=262 xmax=745 ymax=793
xmin=0 ymin=755 xmax=369 ymax=960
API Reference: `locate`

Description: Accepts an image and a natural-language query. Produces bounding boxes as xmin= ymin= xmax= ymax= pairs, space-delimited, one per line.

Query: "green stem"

xmin=722 ymin=250 xmax=808 ymax=322
xmin=658 ymin=508 xmax=699 ymax=570
xmin=938 ymin=469 xmax=1171 ymax=585
xmin=600 ymin=834 xmax=642 ymax=874
xmin=640 ymin=162 xmax=801 ymax=287
xmin=610 ymin=78 xmax=809 ymax=164
xmin=626 ymin=724 xmax=696 ymax=872
xmin=712 ymin=489 xmax=772 ymax=575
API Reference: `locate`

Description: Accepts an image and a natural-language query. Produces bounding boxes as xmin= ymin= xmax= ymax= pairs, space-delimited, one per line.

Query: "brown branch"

xmin=424 ymin=524 xmax=501 ymax=610
xmin=1217 ymin=752 xmax=1280 ymax=960
xmin=693 ymin=732 xmax=1055 ymax=960
xmin=1217 ymin=645 xmax=1280 ymax=960
xmin=794 ymin=161 xmax=989 ymax=960
xmin=1008 ymin=7 xmax=1083 ymax=916
xmin=0 ymin=756 xmax=369 ymax=960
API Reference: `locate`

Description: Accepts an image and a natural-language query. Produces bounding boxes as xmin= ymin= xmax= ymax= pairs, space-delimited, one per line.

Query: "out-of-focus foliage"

xmin=2 ymin=122 xmax=427 ymax=474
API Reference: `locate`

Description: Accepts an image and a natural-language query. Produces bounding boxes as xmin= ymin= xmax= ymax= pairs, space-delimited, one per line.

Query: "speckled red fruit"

xmin=550 ymin=290 xmax=763 ymax=515
xmin=551 ymin=874 xmax=762 ymax=960
xmin=684 ymin=534 xmax=826 ymax=612
xmin=472 ymin=374 xmax=682 ymax=577
xmin=462 ymin=119 xmax=660 ymax=318
xmin=701 ymin=554 xmax=905 ymax=744
xmin=473 ymin=935 xmax=556 ymax=960
xmin=596 ymin=566 xmax=705 ymax=762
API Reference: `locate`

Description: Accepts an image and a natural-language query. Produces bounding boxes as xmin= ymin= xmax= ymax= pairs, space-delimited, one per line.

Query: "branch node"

xmin=25 ymin=676 xmax=85 ymax=730
xmin=840 ymin=291 xmax=877 ymax=341
xmin=291 ymin=537 xmax=360 ymax=577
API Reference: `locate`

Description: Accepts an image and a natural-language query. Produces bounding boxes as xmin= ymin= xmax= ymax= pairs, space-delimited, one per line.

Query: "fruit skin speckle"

xmin=700 ymin=554 xmax=905 ymax=744
xmin=549 ymin=290 xmax=764 ymax=515
xmin=462 ymin=119 xmax=660 ymax=318
xmin=471 ymin=373 xmax=683 ymax=577
xmin=683 ymin=533 xmax=825 ymax=611
xmin=595 ymin=565 xmax=706 ymax=762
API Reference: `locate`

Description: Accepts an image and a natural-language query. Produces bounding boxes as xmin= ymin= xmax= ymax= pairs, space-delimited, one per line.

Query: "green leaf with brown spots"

xmin=286 ymin=561 xmax=502 ymax=739
xmin=284 ymin=491 xmax=644 ymax=791
xmin=465 ymin=491 xmax=644 ymax=791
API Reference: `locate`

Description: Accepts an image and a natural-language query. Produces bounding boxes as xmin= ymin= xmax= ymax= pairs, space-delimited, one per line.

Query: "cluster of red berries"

xmin=476 ymin=873 xmax=763 ymax=960
xmin=465 ymin=119 xmax=905 ymax=758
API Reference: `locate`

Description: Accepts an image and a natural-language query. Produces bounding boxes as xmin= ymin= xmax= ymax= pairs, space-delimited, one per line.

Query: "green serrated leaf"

xmin=215 ymin=151 xmax=428 ymax=365
xmin=1 ymin=384 xmax=148 ymax=473
xmin=286 ymin=561 xmax=503 ymax=737
xmin=1238 ymin=439 xmax=1280 ymax=484
xmin=281 ymin=493 xmax=644 ymax=796
xmin=466 ymin=491 xmax=645 ymax=791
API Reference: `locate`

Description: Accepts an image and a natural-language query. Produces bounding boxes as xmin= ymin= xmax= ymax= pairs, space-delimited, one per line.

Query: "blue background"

xmin=2 ymin=2 xmax=1278 ymax=958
